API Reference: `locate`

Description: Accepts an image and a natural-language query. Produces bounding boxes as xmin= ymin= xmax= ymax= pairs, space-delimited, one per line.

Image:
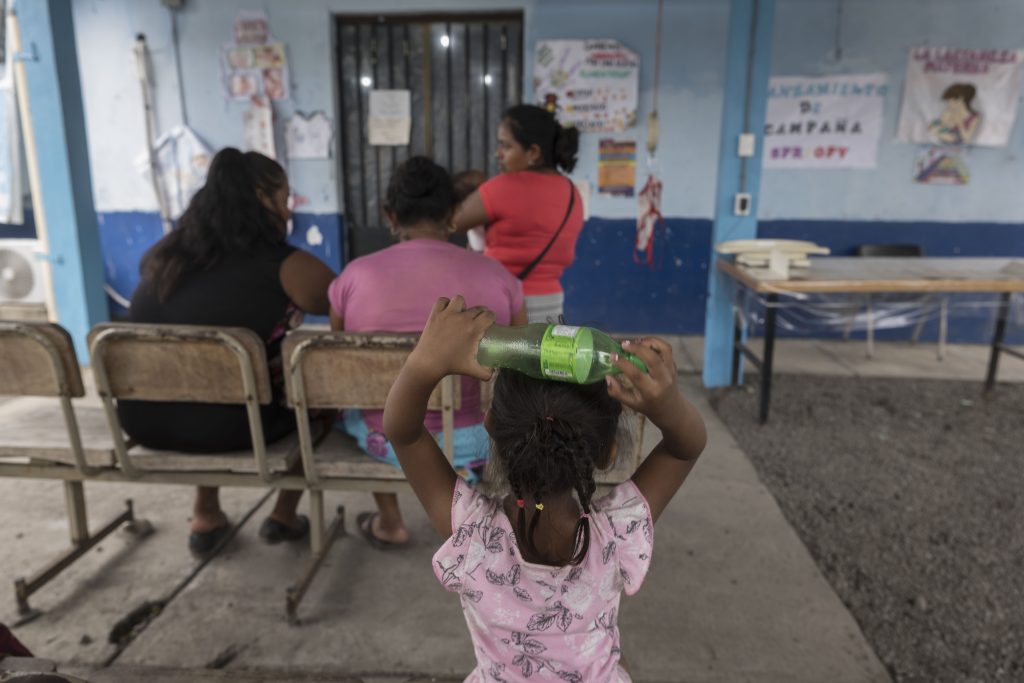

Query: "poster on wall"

xmin=597 ymin=139 xmax=636 ymax=196
xmin=533 ymin=39 xmax=639 ymax=133
xmin=223 ymin=43 xmax=290 ymax=100
xmin=136 ymin=126 xmax=214 ymax=219
xmin=763 ymin=74 xmax=887 ymax=169
xmin=913 ymin=147 xmax=969 ymax=185
xmin=243 ymin=95 xmax=276 ymax=159
xmin=223 ymin=10 xmax=291 ymax=101
xmin=897 ymin=48 xmax=1024 ymax=147
xmin=368 ymin=90 xmax=411 ymax=146
xmin=234 ymin=10 xmax=269 ymax=45
xmin=285 ymin=112 xmax=333 ymax=159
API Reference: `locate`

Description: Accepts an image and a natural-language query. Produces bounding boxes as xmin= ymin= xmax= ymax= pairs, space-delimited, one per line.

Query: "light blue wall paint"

xmin=761 ymin=0 xmax=1024 ymax=222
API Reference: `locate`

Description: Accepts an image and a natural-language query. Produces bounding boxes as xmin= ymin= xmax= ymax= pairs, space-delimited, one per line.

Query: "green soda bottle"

xmin=476 ymin=323 xmax=648 ymax=384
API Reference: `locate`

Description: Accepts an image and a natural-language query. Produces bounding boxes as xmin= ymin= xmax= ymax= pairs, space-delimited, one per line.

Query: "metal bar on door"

xmin=500 ymin=26 xmax=508 ymax=116
xmin=372 ymin=26 xmax=382 ymax=227
xmin=446 ymin=21 xmax=454 ymax=169
xmin=464 ymin=23 xmax=472 ymax=171
xmin=421 ymin=23 xmax=433 ymax=157
xmin=388 ymin=22 xmax=397 ymax=172
xmin=354 ymin=23 xmax=368 ymax=230
xmin=335 ymin=22 xmax=352 ymax=246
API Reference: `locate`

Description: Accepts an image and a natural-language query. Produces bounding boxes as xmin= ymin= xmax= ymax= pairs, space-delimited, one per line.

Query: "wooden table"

xmin=717 ymin=257 xmax=1024 ymax=422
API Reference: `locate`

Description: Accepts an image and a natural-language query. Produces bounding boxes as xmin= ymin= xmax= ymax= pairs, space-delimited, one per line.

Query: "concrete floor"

xmin=5 ymin=337 xmax=1017 ymax=682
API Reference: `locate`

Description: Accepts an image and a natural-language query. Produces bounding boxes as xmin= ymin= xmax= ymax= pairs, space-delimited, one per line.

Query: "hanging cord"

xmin=646 ymin=0 xmax=664 ymax=161
xmin=832 ymin=0 xmax=844 ymax=63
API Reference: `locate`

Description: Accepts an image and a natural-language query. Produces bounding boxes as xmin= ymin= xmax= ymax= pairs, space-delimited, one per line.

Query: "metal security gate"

xmin=335 ymin=13 xmax=523 ymax=260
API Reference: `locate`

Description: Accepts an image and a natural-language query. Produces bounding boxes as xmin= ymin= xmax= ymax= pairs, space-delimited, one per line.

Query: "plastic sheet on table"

xmin=733 ymin=289 xmax=1024 ymax=336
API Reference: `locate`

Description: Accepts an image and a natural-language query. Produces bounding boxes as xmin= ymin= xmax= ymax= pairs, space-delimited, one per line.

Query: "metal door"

xmin=335 ymin=13 xmax=523 ymax=260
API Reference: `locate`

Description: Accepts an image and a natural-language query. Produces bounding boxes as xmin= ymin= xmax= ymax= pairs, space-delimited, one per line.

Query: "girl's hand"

xmin=408 ymin=295 xmax=496 ymax=382
xmin=605 ymin=337 xmax=684 ymax=428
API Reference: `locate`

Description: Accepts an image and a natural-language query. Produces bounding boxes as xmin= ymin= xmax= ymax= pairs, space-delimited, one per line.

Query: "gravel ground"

xmin=710 ymin=375 xmax=1024 ymax=683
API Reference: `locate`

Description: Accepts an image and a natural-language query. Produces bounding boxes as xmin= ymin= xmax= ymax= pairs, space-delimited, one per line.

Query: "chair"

xmin=846 ymin=244 xmax=948 ymax=360
xmin=282 ymin=330 xmax=458 ymax=622
xmin=88 ymin=323 xmax=309 ymax=481
xmin=0 ymin=322 xmax=148 ymax=621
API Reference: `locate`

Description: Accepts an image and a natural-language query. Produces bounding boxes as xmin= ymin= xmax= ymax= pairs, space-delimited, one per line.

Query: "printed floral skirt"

xmin=340 ymin=410 xmax=490 ymax=484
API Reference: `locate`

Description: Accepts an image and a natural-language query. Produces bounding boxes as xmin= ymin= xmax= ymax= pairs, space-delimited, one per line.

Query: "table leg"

xmin=760 ymin=294 xmax=778 ymax=424
xmin=984 ymin=292 xmax=1011 ymax=392
xmin=731 ymin=307 xmax=742 ymax=385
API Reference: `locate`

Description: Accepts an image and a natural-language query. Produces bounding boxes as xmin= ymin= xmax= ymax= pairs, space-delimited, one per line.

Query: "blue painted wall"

xmin=563 ymin=218 xmax=711 ymax=333
xmin=97 ymin=211 xmax=344 ymax=316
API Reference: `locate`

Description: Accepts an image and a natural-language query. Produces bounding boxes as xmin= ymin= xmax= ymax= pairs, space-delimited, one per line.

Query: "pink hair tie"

xmin=544 ymin=416 xmax=554 ymax=422
xmin=580 ymin=512 xmax=589 ymax=520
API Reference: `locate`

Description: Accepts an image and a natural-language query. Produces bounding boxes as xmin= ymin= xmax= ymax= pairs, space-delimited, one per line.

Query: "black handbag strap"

xmin=517 ymin=177 xmax=576 ymax=281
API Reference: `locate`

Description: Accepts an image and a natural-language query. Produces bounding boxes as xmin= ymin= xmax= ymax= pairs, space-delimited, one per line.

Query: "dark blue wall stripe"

xmin=73 ymin=210 xmax=1024 ymax=345
xmin=758 ymin=219 xmax=1024 ymax=257
xmin=563 ymin=217 xmax=711 ymax=334
xmin=96 ymin=211 xmax=344 ymax=316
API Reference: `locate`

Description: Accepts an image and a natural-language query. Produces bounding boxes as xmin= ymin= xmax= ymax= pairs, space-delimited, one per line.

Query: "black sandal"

xmin=188 ymin=523 xmax=231 ymax=557
xmin=258 ymin=514 xmax=310 ymax=544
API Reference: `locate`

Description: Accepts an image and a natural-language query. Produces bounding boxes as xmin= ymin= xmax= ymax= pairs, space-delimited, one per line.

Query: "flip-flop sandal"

xmin=356 ymin=511 xmax=406 ymax=550
xmin=188 ymin=523 xmax=231 ymax=557
xmin=258 ymin=514 xmax=310 ymax=544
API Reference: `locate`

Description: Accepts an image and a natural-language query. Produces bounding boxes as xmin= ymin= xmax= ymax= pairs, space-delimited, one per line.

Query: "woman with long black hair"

xmin=119 ymin=147 xmax=335 ymax=556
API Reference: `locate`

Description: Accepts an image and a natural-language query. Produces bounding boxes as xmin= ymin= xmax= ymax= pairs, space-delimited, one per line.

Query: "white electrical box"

xmin=734 ymin=193 xmax=752 ymax=216
xmin=738 ymin=133 xmax=756 ymax=157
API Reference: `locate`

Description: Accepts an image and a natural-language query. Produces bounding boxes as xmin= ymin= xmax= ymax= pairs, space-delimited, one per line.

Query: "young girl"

xmin=383 ymin=296 xmax=707 ymax=681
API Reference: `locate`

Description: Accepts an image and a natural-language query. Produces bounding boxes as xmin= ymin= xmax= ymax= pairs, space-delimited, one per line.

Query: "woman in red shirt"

xmin=455 ymin=105 xmax=583 ymax=323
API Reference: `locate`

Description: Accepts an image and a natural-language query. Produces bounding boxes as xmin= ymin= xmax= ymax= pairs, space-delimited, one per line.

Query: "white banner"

xmin=897 ymin=48 xmax=1024 ymax=147
xmin=763 ymin=74 xmax=887 ymax=169
xmin=533 ymin=39 xmax=639 ymax=133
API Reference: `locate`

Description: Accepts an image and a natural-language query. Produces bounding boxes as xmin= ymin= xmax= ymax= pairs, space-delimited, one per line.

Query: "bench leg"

xmin=14 ymin=498 xmax=149 ymax=624
xmin=64 ymin=481 xmax=89 ymax=545
xmin=285 ymin=501 xmax=345 ymax=626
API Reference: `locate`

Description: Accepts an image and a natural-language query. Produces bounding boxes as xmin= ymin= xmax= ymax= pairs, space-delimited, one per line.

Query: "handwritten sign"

xmin=763 ymin=74 xmax=887 ymax=170
xmin=534 ymin=40 xmax=639 ymax=133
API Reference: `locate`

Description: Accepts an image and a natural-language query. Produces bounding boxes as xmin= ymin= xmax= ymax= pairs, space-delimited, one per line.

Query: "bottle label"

xmin=540 ymin=325 xmax=581 ymax=380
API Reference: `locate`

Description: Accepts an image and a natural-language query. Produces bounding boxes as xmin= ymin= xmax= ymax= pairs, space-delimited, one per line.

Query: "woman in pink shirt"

xmin=328 ymin=157 xmax=526 ymax=548
xmin=455 ymin=105 xmax=583 ymax=324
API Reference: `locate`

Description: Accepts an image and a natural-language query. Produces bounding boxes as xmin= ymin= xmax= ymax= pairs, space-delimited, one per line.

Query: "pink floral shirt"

xmin=433 ymin=479 xmax=654 ymax=682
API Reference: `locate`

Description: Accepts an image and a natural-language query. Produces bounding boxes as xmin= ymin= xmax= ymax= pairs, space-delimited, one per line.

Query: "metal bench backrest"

xmin=88 ymin=323 xmax=272 ymax=405
xmin=0 ymin=321 xmax=84 ymax=398
xmin=282 ymin=330 xmax=462 ymax=481
xmin=282 ymin=330 xmax=454 ymax=411
xmin=87 ymin=323 xmax=276 ymax=480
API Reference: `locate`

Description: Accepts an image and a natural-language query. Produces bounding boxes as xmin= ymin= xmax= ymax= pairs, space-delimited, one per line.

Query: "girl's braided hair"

xmin=487 ymin=369 xmax=622 ymax=565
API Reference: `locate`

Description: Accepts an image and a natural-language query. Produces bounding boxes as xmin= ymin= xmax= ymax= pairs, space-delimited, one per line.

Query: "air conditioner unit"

xmin=0 ymin=239 xmax=46 ymax=305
